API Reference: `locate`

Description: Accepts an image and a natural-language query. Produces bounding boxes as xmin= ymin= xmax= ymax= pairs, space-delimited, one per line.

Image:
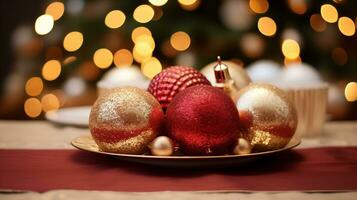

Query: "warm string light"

xmin=34 ymin=14 xmax=54 ymax=35
xmin=257 ymin=17 xmax=277 ymax=37
xmin=320 ymin=4 xmax=338 ymax=23
xmin=45 ymin=1 xmax=65 ymax=21
xmin=288 ymin=0 xmax=307 ymax=15
xmin=141 ymin=57 xmax=162 ymax=79
xmin=345 ymin=82 xmax=357 ymax=102
xmin=42 ymin=60 xmax=61 ymax=81
xmin=133 ymin=5 xmax=155 ymax=23
xmin=114 ymin=49 xmax=133 ymax=67
xmin=281 ymin=39 xmax=300 ymax=59
xmin=170 ymin=31 xmax=191 ymax=51
xmin=25 ymin=77 xmax=43 ymax=97
xmin=41 ymin=93 xmax=60 ymax=112
xmin=149 ymin=0 xmax=168 ymax=6
xmin=24 ymin=98 xmax=42 ymax=118
xmin=310 ymin=14 xmax=327 ymax=32
xmin=338 ymin=17 xmax=356 ymax=36
xmin=105 ymin=10 xmax=126 ymax=29
xmin=63 ymin=31 xmax=83 ymax=52
xmin=249 ymin=0 xmax=269 ymax=14
xmin=179 ymin=0 xmax=201 ymax=11
xmin=131 ymin=26 xmax=152 ymax=43
xmin=93 ymin=48 xmax=113 ymax=69
xmin=178 ymin=0 xmax=197 ymax=6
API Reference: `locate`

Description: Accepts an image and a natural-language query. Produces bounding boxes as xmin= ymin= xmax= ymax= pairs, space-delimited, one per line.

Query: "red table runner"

xmin=1 ymin=147 xmax=357 ymax=192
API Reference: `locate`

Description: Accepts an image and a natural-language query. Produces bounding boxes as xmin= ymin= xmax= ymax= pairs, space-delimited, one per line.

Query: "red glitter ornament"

xmin=148 ymin=66 xmax=211 ymax=110
xmin=166 ymin=85 xmax=240 ymax=155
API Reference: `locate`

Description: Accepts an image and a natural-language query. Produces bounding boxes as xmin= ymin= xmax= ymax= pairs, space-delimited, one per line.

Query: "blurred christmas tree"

xmin=1 ymin=0 xmax=357 ymax=119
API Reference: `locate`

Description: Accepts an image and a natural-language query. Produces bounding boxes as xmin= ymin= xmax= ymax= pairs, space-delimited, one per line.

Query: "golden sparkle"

xmin=133 ymin=5 xmax=155 ymax=23
xmin=63 ymin=31 xmax=83 ymax=52
xmin=338 ymin=17 xmax=356 ymax=36
xmin=93 ymin=48 xmax=113 ymax=69
xmin=41 ymin=93 xmax=60 ymax=112
xmin=105 ymin=10 xmax=126 ymax=29
xmin=281 ymin=39 xmax=300 ymax=60
xmin=24 ymin=98 xmax=42 ymax=118
xmin=25 ymin=77 xmax=43 ymax=97
xmin=345 ymin=82 xmax=357 ymax=102
xmin=257 ymin=17 xmax=277 ymax=37
xmin=35 ymin=14 xmax=54 ymax=35
xmin=45 ymin=1 xmax=64 ymax=21
xmin=170 ymin=31 xmax=191 ymax=51
xmin=42 ymin=60 xmax=61 ymax=81
xmin=320 ymin=4 xmax=338 ymax=23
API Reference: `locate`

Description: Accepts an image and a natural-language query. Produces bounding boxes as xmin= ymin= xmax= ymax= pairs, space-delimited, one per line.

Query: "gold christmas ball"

xmin=89 ymin=87 xmax=164 ymax=154
xmin=149 ymin=136 xmax=174 ymax=156
xmin=236 ymin=84 xmax=298 ymax=152
xmin=201 ymin=60 xmax=251 ymax=90
xmin=233 ymin=138 xmax=251 ymax=155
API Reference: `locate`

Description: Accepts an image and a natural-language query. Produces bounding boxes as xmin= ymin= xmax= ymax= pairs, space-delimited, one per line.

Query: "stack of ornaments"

xmin=89 ymin=57 xmax=298 ymax=156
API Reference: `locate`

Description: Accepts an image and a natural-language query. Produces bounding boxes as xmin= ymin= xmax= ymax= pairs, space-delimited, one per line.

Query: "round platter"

xmin=45 ymin=106 xmax=91 ymax=127
xmin=71 ymin=135 xmax=301 ymax=167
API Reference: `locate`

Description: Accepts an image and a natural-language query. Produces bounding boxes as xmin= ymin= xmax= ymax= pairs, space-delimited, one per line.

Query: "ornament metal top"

xmin=213 ymin=56 xmax=240 ymax=101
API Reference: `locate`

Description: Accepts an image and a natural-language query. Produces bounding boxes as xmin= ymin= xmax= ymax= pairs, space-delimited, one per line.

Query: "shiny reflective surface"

xmin=236 ymin=84 xmax=298 ymax=152
xmin=72 ymin=134 xmax=300 ymax=167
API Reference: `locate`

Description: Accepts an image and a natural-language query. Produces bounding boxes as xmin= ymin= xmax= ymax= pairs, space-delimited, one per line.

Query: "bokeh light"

xmin=133 ymin=5 xmax=155 ymax=23
xmin=79 ymin=61 xmax=101 ymax=80
xmin=320 ymin=4 xmax=338 ymax=23
xmin=332 ymin=47 xmax=348 ymax=65
xmin=249 ymin=0 xmax=269 ymax=14
xmin=149 ymin=0 xmax=168 ymax=6
xmin=25 ymin=77 xmax=43 ymax=97
xmin=131 ymin=26 xmax=152 ymax=43
xmin=281 ymin=39 xmax=300 ymax=59
xmin=93 ymin=48 xmax=113 ymax=69
xmin=141 ymin=57 xmax=162 ymax=79
xmin=41 ymin=93 xmax=60 ymax=112
xmin=345 ymin=82 xmax=357 ymax=102
xmin=105 ymin=10 xmax=126 ymax=29
xmin=24 ymin=98 xmax=42 ymax=118
xmin=284 ymin=56 xmax=302 ymax=66
xmin=63 ymin=56 xmax=77 ymax=65
xmin=63 ymin=31 xmax=83 ymax=52
xmin=133 ymin=42 xmax=153 ymax=61
xmin=42 ymin=60 xmax=61 ymax=81
xmin=178 ymin=0 xmax=197 ymax=6
xmin=170 ymin=31 xmax=191 ymax=51
xmin=114 ymin=49 xmax=133 ymax=67
xmin=45 ymin=1 xmax=65 ymax=21
xmin=179 ymin=0 xmax=201 ymax=10
xmin=338 ymin=17 xmax=356 ymax=36
xmin=257 ymin=17 xmax=277 ymax=37
xmin=310 ymin=14 xmax=327 ymax=32
xmin=288 ymin=0 xmax=307 ymax=15
xmin=34 ymin=14 xmax=54 ymax=35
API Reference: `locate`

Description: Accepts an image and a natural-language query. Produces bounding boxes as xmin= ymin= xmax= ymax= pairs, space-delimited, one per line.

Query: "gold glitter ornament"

xmin=89 ymin=87 xmax=164 ymax=154
xmin=149 ymin=136 xmax=174 ymax=156
xmin=233 ymin=138 xmax=251 ymax=155
xmin=236 ymin=84 xmax=298 ymax=152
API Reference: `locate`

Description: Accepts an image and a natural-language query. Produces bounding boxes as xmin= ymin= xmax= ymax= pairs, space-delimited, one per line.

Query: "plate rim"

xmin=45 ymin=106 xmax=91 ymax=127
xmin=71 ymin=134 xmax=301 ymax=160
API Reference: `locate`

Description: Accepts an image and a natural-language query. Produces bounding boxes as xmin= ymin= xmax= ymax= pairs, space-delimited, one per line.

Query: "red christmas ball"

xmin=148 ymin=66 xmax=211 ymax=110
xmin=166 ymin=85 xmax=240 ymax=155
